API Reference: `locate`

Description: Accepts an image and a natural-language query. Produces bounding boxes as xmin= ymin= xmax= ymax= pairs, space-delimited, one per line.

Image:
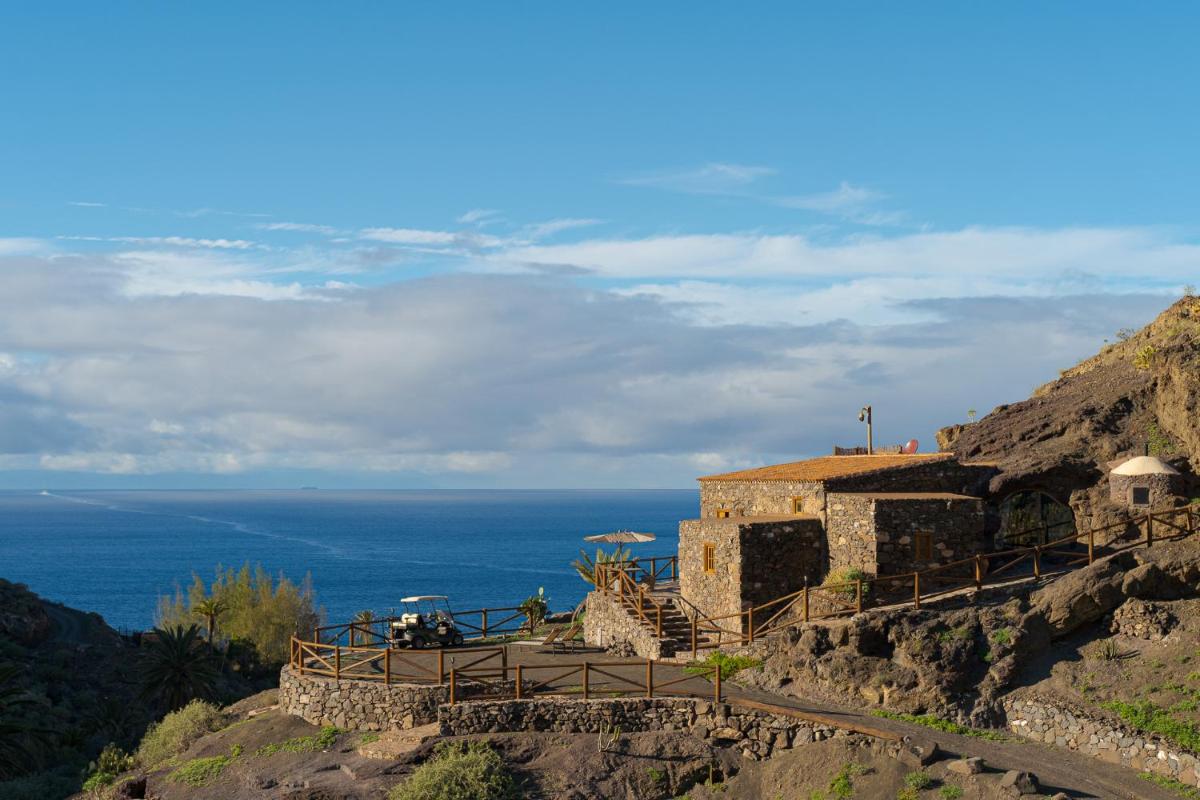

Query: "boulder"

xmin=999 ymin=769 xmax=1039 ymax=796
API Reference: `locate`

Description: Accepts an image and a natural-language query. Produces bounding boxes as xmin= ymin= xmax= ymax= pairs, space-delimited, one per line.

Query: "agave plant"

xmin=571 ymin=545 xmax=631 ymax=587
xmin=139 ymin=625 xmax=219 ymax=712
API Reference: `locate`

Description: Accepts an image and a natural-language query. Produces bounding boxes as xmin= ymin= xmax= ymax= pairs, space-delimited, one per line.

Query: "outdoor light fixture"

xmin=858 ymin=405 xmax=873 ymax=454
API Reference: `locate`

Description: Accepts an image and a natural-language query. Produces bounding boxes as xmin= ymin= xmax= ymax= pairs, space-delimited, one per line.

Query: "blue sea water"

xmin=0 ymin=490 xmax=695 ymax=632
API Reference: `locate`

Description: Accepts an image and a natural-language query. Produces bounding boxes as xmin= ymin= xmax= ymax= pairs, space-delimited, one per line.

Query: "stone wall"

xmin=698 ymin=479 xmax=825 ymax=519
xmin=871 ymin=495 xmax=986 ymax=575
xmin=739 ymin=518 xmax=826 ymax=610
xmin=439 ymin=697 xmax=856 ymax=761
xmin=583 ymin=590 xmax=666 ymax=659
xmin=1111 ymin=598 xmax=1178 ymax=641
xmin=1005 ymin=697 xmax=1200 ymax=787
xmin=679 ymin=518 xmax=744 ymax=624
xmin=1109 ymin=472 xmax=1181 ymax=509
xmin=279 ymin=665 xmax=449 ymax=731
xmin=679 ymin=518 xmax=825 ymax=626
xmin=824 ymin=493 xmax=986 ymax=577
xmin=824 ymin=494 xmax=877 ymax=574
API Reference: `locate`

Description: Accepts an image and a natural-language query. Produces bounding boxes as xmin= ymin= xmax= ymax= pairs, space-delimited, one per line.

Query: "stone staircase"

xmin=588 ymin=580 xmax=714 ymax=661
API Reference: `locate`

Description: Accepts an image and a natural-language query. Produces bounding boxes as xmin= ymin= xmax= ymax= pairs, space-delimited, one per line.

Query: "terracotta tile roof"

xmin=698 ymin=453 xmax=956 ymax=483
xmin=830 ymin=491 xmax=979 ymax=501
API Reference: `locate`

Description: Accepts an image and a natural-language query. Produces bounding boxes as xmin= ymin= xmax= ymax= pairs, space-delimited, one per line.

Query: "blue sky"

xmin=0 ymin=3 xmax=1195 ymax=488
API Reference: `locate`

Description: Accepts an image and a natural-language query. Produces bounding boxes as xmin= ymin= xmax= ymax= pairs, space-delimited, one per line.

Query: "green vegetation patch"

xmin=388 ymin=742 xmax=519 ymax=800
xmin=1101 ymin=700 xmax=1200 ymax=753
xmin=683 ymin=652 xmax=762 ymax=682
xmin=807 ymin=762 xmax=866 ymax=800
xmin=1142 ymin=772 xmax=1200 ymax=799
xmin=255 ymin=725 xmax=341 ymax=757
xmin=135 ymin=699 xmax=226 ymax=768
xmin=169 ymin=755 xmax=233 ymax=786
xmin=870 ymin=710 xmax=1008 ymax=741
xmin=938 ymin=786 xmax=964 ymax=799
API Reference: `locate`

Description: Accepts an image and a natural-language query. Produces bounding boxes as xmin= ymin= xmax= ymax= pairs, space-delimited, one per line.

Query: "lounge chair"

xmin=508 ymin=625 xmax=563 ymax=648
xmin=550 ymin=622 xmax=583 ymax=653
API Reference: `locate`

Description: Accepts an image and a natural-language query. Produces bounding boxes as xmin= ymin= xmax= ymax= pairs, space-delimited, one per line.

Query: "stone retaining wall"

xmin=439 ymin=697 xmax=853 ymax=760
xmin=279 ymin=665 xmax=449 ymax=731
xmin=583 ymin=591 xmax=666 ymax=659
xmin=1005 ymin=697 xmax=1200 ymax=786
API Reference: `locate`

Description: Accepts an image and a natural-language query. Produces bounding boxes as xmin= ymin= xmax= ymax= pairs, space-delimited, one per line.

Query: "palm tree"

xmin=571 ymin=545 xmax=631 ymax=587
xmin=139 ymin=625 xmax=219 ymax=711
xmin=191 ymin=598 xmax=227 ymax=644
xmin=351 ymin=609 xmax=375 ymax=646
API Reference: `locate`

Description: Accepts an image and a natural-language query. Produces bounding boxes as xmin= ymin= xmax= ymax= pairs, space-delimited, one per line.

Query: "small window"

xmin=715 ymin=508 xmax=731 ymax=519
xmin=913 ymin=532 xmax=934 ymax=560
xmin=1131 ymin=486 xmax=1151 ymax=506
xmin=702 ymin=542 xmax=716 ymax=573
xmin=791 ymin=497 xmax=804 ymax=514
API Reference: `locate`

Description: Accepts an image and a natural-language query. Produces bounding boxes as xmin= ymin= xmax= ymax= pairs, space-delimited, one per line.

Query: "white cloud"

xmin=458 ymin=209 xmax=502 ymax=225
xmin=618 ymin=163 xmax=775 ymax=194
xmin=521 ymin=218 xmax=605 ymax=240
xmin=255 ymin=222 xmax=340 ymax=235
xmin=59 ymin=235 xmax=258 ymax=250
xmin=68 ymin=201 xmax=107 ymax=208
xmin=0 ymin=238 xmax=48 ymax=255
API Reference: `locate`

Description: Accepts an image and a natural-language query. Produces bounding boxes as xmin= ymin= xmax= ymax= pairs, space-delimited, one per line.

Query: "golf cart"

xmin=389 ymin=595 xmax=465 ymax=649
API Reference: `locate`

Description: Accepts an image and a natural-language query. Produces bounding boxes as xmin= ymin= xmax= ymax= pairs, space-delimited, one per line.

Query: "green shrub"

xmin=822 ymin=568 xmax=870 ymax=601
xmin=1101 ymin=700 xmax=1200 ymax=753
xmin=683 ymin=652 xmax=762 ymax=682
xmin=1141 ymin=772 xmax=1200 ymax=799
xmin=255 ymin=726 xmax=341 ymax=757
xmin=169 ymin=754 xmax=232 ymax=786
xmin=388 ymin=742 xmax=518 ymax=800
xmin=896 ymin=789 xmax=918 ymax=800
xmin=870 ymin=710 xmax=1007 ymax=741
xmin=135 ymin=699 xmax=225 ymax=768
xmin=1133 ymin=344 xmax=1157 ymax=370
xmin=904 ymin=770 xmax=933 ymax=789
xmin=939 ymin=786 xmax=964 ymax=799
xmin=989 ymin=627 xmax=1012 ymax=646
xmin=83 ymin=743 xmax=135 ymax=789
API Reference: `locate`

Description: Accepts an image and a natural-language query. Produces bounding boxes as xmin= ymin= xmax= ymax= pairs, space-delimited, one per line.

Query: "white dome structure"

xmin=1109 ymin=455 xmax=1182 ymax=508
xmin=1111 ymin=456 xmax=1181 ymax=477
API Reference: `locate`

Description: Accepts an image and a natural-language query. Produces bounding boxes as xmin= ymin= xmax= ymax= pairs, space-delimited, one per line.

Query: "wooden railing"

xmin=670 ymin=503 xmax=1198 ymax=657
xmin=289 ymin=637 xmax=506 ymax=685
xmin=596 ymin=560 xmax=670 ymax=638
xmin=313 ymin=604 xmax=528 ymax=646
xmin=448 ymin=657 xmax=722 ymax=704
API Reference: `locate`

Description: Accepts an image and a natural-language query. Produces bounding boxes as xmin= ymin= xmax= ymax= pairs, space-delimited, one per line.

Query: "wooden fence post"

xmin=1033 ymin=546 xmax=1041 ymax=579
xmin=449 ymin=669 xmax=456 ymax=704
xmin=384 ymin=647 xmax=390 ymax=686
xmin=335 ymin=645 xmax=341 ymax=679
xmin=671 ymin=557 xmax=677 ymax=580
xmin=438 ymin=649 xmax=445 ymax=685
xmin=974 ymin=554 xmax=983 ymax=591
xmin=1146 ymin=514 xmax=1154 ymax=547
xmin=803 ymin=584 xmax=809 ymax=622
xmin=482 ymin=608 xmax=489 ymax=638
xmin=913 ymin=572 xmax=921 ymax=610
xmin=515 ymin=664 xmax=523 ymax=700
xmin=691 ymin=619 xmax=698 ymax=659
xmin=746 ymin=609 xmax=754 ymax=643
xmin=583 ymin=662 xmax=590 ymax=700
xmin=646 ymin=659 xmax=654 ymax=698
xmin=1088 ymin=528 xmax=1095 ymax=565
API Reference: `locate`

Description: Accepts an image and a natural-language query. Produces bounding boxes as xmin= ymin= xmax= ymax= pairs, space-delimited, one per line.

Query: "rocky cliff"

xmin=937 ymin=295 xmax=1200 ymax=528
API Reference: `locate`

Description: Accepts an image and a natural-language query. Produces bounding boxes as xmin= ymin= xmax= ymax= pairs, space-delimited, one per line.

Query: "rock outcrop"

xmin=748 ymin=539 xmax=1200 ymax=727
xmin=937 ymin=296 xmax=1200 ymax=529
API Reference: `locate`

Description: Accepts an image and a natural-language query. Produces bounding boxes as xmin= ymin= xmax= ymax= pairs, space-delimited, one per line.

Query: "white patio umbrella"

xmin=583 ymin=530 xmax=657 ymax=544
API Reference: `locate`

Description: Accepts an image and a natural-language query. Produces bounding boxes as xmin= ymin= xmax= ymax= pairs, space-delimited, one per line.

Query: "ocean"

xmin=0 ymin=489 xmax=695 ymax=632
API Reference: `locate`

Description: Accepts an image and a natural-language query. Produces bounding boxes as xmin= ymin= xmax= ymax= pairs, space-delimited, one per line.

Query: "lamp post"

xmin=858 ymin=405 xmax=873 ymax=455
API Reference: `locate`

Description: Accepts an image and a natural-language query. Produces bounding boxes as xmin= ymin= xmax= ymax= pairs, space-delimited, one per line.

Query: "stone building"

xmin=678 ymin=454 xmax=992 ymax=626
xmin=1108 ymin=455 xmax=1182 ymax=508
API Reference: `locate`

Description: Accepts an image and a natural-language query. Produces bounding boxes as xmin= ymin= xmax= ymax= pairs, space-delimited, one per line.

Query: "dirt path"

xmin=722 ymin=682 xmax=1175 ymax=800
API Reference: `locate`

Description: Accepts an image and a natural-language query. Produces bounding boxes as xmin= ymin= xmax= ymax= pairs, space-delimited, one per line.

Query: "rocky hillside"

xmin=937 ymin=295 xmax=1200 ymax=527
